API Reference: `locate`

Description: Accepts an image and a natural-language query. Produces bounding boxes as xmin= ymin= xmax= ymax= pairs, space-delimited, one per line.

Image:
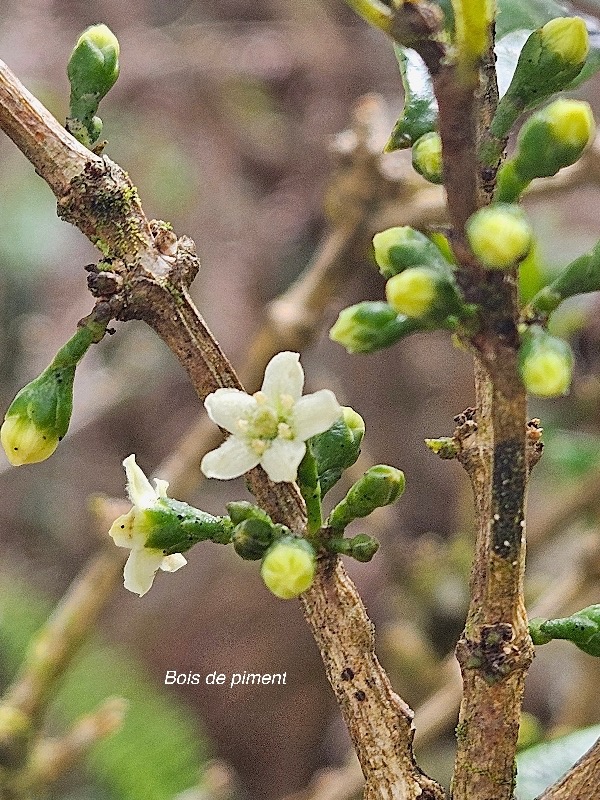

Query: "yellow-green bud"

xmin=541 ymin=16 xmax=589 ymax=64
xmin=496 ymin=99 xmax=595 ymax=202
xmin=411 ymin=132 xmax=443 ymax=184
xmin=487 ymin=17 xmax=590 ymax=155
xmin=1 ymin=322 xmax=106 ymax=466
xmin=385 ymin=267 xmax=464 ymax=324
xmin=372 ymin=226 xmax=449 ymax=278
xmin=518 ymin=324 xmax=573 ymax=397
xmin=260 ymin=536 xmax=317 ymax=599
xmin=1 ymin=415 xmax=59 ymax=466
xmin=545 ymin=98 xmax=595 ymax=149
xmin=329 ymin=301 xmax=422 ymax=353
xmin=466 ymin=204 xmax=532 ymax=269
xmin=386 ymin=268 xmax=437 ymax=317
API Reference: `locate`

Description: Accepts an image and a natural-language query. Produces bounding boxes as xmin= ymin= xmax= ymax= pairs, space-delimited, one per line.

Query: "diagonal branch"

xmin=0 ymin=57 xmax=444 ymax=800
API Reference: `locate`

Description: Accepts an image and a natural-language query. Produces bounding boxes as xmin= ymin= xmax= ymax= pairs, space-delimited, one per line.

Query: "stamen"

xmin=250 ymin=438 xmax=268 ymax=456
xmin=277 ymin=422 xmax=294 ymax=440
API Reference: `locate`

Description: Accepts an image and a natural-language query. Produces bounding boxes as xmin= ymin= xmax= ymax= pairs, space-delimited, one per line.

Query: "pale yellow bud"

xmin=541 ymin=17 xmax=589 ymax=65
xmin=0 ymin=415 xmax=59 ymax=466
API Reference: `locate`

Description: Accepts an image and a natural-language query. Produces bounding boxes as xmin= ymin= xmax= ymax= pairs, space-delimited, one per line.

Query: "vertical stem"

xmin=452 ymin=348 xmax=533 ymax=800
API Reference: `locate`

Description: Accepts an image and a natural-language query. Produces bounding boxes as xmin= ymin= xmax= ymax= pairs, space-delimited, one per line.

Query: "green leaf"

xmin=385 ymin=45 xmax=438 ymax=152
xmin=515 ymin=725 xmax=600 ymax=799
xmin=496 ymin=1 xmax=600 ymax=88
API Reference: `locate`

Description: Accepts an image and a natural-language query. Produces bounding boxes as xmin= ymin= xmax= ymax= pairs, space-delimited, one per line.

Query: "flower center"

xmin=240 ymin=392 xmax=296 ymax=446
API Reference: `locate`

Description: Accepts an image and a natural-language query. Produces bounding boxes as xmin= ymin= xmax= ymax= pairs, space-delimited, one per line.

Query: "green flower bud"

xmin=329 ymin=301 xmax=423 ymax=354
xmin=412 ymin=132 xmax=443 ymax=184
xmin=496 ymin=99 xmax=595 ymax=202
xmin=531 ymin=239 xmax=600 ymax=314
xmin=491 ymin=18 xmax=589 ymax=145
xmin=385 ymin=267 xmax=462 ymax=323
xmin=372 ymin=226 xmax=450 ymax=279
xmin=328 ymin=533 xmax=380 ymax=562
xmin=68 ymin=24 xmax=120 ymax=100
xmin=530 ymin=605 xmax=600 ymax=657
xmin=308 ymin=406 xmax=365 ymax=496
xmin=328 ymin=465 xmax=405 ymax=530
xmin=542 ymin=16 xmax=589 ymax=65
xmin=260 ymin=536 xmax=317 ymax=599
xmin=231 ymin=517 xmax=275 ymax=561
xmin=466 ymin=204 xmax=533 ymax=269
xmin=67 ymin=24 xmax=120 ymax=146
xmin=1 ymin=322 xmax=105 ymax=466
xmin=518 ymin=324 xmax=573 ymax=397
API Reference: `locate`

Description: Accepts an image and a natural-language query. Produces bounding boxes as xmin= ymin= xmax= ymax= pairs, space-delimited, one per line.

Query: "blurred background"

xmin=1 ymin=1 xmax=600 ymax=799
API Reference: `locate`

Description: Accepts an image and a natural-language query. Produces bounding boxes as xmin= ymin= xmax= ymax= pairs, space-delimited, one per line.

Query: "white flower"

xmin=201 ymin=352 xmax=342 ymax=483
xmin=109 ymin=455 xmax=187 ymax=597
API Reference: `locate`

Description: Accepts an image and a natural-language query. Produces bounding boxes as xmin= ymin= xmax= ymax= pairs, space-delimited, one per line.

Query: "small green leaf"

xmin=385 ymin=46 xmax=438 ymax=152
xmin=515 ymin=725 xmax=600 ymax=799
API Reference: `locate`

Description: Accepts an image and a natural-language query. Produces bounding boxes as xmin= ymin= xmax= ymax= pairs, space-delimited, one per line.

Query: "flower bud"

xmin=496 ymin=99 xmax=595 ymax=202
xmin=67 ymin=24 xmax=120 ymax=146
xmin=412 ymin=132 xmax=443 ymax=184
xmin=328 ymin=533 xmax=380 ymax=562
xmin=494 ymin=18 xmax=589 ymax=129
xmin=518 ymin=324 xmax=573 ymax=397
xmin=385 ymin=267 xmax=462 ymax=322
xmin=309 ymin=406 xmax=365 ymax=496
xmin=541 ymin=16 xmax=589 ymax=65
xmin=226 ymin=500 xmax=273 ymax=527
xmin=232 ymin=517 xmax=275 ymax=561
xmin=1 ymin=366 xmax=75 ymax=466
xmin=466 ymin=204 xmax=532 ymax=269
xmin=68 ymin=24 xmax=120 ymax=100
xmin=530 ymin=604 xmax=600 ymax=657
xmin=329 ymin=301 xmax=422 ymax=354
xmin=348 ymin=533 xmax=380 ymax=562
xmin=328 ymin=465 xmax=405 ymax=530
xmin=372 ymin=226 xmax=449 ymax=278
xmin=1 ymin=322 xmax=105 ymax=466
xmin=260 ymin=536 xmax=317 ymax=599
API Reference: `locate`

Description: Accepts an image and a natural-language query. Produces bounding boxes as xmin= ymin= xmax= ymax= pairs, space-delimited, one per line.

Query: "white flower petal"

xmin=261 ymin=352 xmax=304 ymax=402
xmin=160 ymin=553 xmax=187 ymax=572
xmin=204 ymin=388 xmax=257 ymax=433
xmin=292 ymin=390 xmax=342 ymax=440
xmin=201 ymin=436 xmax=261 ymax=480
xmin=123 ymin=547 xmax=164 ymax=596
xmin=108 ymin=511 xmax=136 ymax=548
xmin=260 ymin=438 xmax=306 ymax=482
xmin=154 ymin=478 xmax=169 ymax=498
xmin=123 ymin=454 xmax=157 ymax=509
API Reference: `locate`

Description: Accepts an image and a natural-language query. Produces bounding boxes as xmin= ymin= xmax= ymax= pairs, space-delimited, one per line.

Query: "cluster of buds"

xmin=103 ymin=354 xmax=405 ymax=600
